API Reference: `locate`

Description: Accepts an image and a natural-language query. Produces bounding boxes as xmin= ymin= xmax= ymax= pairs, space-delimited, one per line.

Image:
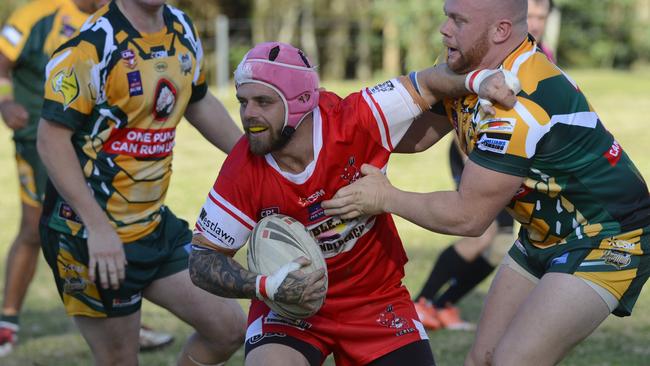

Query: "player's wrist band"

xmin=0 ymin=78 xmax=13 ymax=102
xmin=255 ymin=275 xmax=269 ymax=300
xmin=465 ymin=69 xmax=498 ymax=94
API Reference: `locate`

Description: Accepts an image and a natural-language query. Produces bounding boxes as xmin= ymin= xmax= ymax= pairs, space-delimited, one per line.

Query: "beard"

xmin=247 ymin=126 xmax=291 ymax=156
xmin=448 ymin=32 xmax=490 ymax=74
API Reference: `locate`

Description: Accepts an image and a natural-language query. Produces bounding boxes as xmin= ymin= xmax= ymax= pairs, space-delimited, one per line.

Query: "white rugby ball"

xmin=247 ymin=214 xmax=327 ymax=319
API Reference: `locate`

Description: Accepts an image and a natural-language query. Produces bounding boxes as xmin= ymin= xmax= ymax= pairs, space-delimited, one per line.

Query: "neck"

xmin=116 ymin=0 xmax=165 ymax=34
xmin=479 ymin=32 xmax=528 ymax=69
xmin=271 ymin=114 xmax=315 ymax=174
xmin=72 ymin=0 xmax=94 ymax=14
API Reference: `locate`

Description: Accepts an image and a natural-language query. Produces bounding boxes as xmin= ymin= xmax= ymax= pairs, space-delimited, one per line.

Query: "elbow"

xmin=455 ymin=216 xmax=492 ymax=237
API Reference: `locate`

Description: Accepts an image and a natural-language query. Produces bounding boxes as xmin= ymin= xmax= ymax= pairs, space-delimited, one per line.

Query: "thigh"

xmin=493 ymin=272 xmax=611 ymax=366
xmin=467 ymin=258 xmax=536 ymax=366
xmin=74 ymin=311 xmax=141 ymax=364
xmin=143 ymin=269 xmax=246 ymax=339
xmin=367 ymin=340 xmax=435 ymax=366
xmin=246 ymin=338 xmax=320 ymax=366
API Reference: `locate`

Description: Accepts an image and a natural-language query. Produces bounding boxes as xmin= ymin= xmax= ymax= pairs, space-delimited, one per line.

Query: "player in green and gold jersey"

xmin=36 ymin=0 xmax=245 ymax=364
xmin=0 ymin=0 xmax=103 ymax=356
xmin=322 ymin=0 xmax=650 ymax=364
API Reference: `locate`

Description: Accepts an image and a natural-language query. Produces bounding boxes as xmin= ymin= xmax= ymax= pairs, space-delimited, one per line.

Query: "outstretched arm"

xmin=185 ymin=91 xmax=242 ymax=154
xmin=321 ymin=160 xmax=524 ymax=236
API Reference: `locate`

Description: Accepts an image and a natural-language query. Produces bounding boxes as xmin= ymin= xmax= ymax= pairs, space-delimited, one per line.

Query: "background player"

xmin=0 ymin=0 xmax=172 ymax=356
xmin=36 ymin=0 xmax=245 ymax=364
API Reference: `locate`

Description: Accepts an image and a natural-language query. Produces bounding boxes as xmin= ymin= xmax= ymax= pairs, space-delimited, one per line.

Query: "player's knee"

xmin=16 ymin=226 xmax=41 ymax=248
xmin=466 ymin=344 xmax=494 ymax=366
xmin=91 ymin=342 xmax=138 ymax=366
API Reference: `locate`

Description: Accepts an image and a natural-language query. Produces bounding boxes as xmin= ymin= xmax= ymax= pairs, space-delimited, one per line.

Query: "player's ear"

xmin=492 ymin=19 xmax=513 ymax=44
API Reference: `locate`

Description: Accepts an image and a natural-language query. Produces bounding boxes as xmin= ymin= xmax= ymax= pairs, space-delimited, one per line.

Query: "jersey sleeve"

xmin=41 ymin=41 xmax=98 ymax=130
xmin=468 ymin=96 xmax=546 ymax=176
xmin=352 ymin=76 xmax=429 ymax=152
xmin=0 ymin=4 xmax=44 ymax=62
xmin=193 ymin=145 xmax=257 ymax=252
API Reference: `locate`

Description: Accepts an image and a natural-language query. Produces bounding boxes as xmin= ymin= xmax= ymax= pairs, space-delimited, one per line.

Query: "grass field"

xmin=1 ymin=69 xmax=649 ymax=365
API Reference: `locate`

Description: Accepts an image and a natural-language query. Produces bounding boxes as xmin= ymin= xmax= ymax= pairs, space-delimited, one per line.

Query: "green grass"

xmin=1 ymin=69 xmax=649 ymax=365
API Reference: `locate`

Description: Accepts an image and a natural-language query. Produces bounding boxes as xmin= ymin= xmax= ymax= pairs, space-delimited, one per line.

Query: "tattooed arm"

xmin=189 ymin=235 xmax=327 ymax=307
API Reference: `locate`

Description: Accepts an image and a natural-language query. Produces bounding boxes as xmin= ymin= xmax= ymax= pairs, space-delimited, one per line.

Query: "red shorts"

xmin=244 ymin=285 xmax=429 ymax=366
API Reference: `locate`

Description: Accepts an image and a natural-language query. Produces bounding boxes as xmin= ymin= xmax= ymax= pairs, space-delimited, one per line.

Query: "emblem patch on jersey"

xmin=298 ymin=189 xmax=325 ymax=207
xmin=51 ymin=69 xmax=79 ymax=109
xmin=179 ymin=52 xmax=192 ymax=75
xmin=60 ymin=16 xmax=76 ymax=37
xmin=58 ymin=202 xmax=82 ymax=223
xmin=601 ymin=250 xmax=632 ymax=269
xmin=376 ymin=304 xmax=408 ymax=330
xmin=368 ymin=80 xmax=395 ymax=94
xmin=1 ymin=25 xmax=22 ymax=46
xmin=259 ymin=207 xmax=279 ymax=219
xmin=155 ymin=62 xmax=168 ymax=73
xmin=603 ymin=140 xmax=622 ymax=167
xmin=153 ymin=79 xmax=177 ymax=121
xmin=127 ymin=71 xmax=143 ymax=96
xmin=476 ymin=134 xmax=510 ymax=155
xmin=121 ymin=49 xmax=137 ymax=69
xmin=308 ymin=203 xmax=325 ymax=222
xmin=341 ymin=156 xmax=361 ymax=184
xmin=62 ymin=263 xmax=87 ymax=294
xmin=151 ymin=46 xmax=168 ymax=59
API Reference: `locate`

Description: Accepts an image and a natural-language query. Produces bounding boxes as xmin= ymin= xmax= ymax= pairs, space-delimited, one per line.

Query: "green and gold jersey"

xmin=0 ymin=0 xmax=90 ymax=141
xmin=442 ymin=36 xmax=650 ymax=249
xmin=41 ymin=1 xmax=208 ymax=242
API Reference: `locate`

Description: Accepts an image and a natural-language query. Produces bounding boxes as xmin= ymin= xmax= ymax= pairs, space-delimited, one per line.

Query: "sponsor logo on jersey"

xmin=153 ymin=79 xmax=177 ymax=121
xmin=247 ymin=332 xmax=287 ymax=345
xmin=198 ymin=208 xmax=236 ymax=247
xmin=369 ymin=80 xmax=395 ymax=94
xmin=51 ymin=69 xmax=79 ymax=109
xmin=601 ymin=250 xmax=632 ymax=269
xmin=112 ymin=293 xmax=142 ymax=308
xmin=376 ymin=305 xmax=416 ymax=337
xmin=478 ymin=118 xmax=516 ymax=133
xmin=150 ymin=46 xmax=168 ymax=59
xmin=259 ymin=207 xmax=279 ymax=218
xmin=308 ymin=203 xmax=325 ymax=222
xmin=603 ymin=140 xmax=622 ymax=167
xmin=298 ymin=189 xmax=325 ymax=207
xmin=121 ymin=49 xmax=137 ymax=69
xmin=606 ymin=239 xmax=636 ymax=251
xmin=127 ymin=71 xmax=143 ymax=96
xmin=341 ymin=156 xmax=361 ymax=184
xmin=476 ymin=134 xmax=510 ymax=155
xmin=155 ymin=61 xmax=168 ymax=73
xmin=264 ymin=311 xmax=312 ymax=330
xmin=60 ymin=16 xmax=76 ymax=37
xmin=1 ymin=25 xmax=22 ymax=46
xmin=103 ymin=127 xmax=176 ymax=158
xmin=61 ymin=263 xmax=86 ymax=294
xmin=179 ymin=52 xmax=192 ymax=75
xmin=58 ymin=202 xmax=82 ymax=223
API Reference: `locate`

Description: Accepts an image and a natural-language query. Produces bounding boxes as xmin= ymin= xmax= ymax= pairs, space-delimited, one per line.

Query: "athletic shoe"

xmin=0 ymin=321 xmax=18 ymax=357
xmin=139 ymin=325 xmax=174 ymax=352
xmin=436 ymin=304 xmax=475 ymax=331
xmin=413 ymin=298 xmax=442 ymax=330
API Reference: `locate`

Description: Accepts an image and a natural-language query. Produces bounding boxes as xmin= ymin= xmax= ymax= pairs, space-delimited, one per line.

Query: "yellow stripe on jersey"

xmin=576 ymin=268 xmax=636 ymax=301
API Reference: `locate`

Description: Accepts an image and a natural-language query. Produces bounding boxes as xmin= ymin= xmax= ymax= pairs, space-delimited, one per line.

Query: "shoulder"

xmin=219 ymin=137 xmax=257 ymax=180
xmin=164 ymin=5 xmax=199 ymax=38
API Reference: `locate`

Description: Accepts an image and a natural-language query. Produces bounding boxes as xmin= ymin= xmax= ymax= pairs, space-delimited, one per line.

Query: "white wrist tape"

xmin=255 ymin=261 xmax=302 ymax=301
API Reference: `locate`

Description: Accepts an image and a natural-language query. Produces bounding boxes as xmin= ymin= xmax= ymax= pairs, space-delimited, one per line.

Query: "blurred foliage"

xmin=1 ymin=0 xmax=649 ymax=76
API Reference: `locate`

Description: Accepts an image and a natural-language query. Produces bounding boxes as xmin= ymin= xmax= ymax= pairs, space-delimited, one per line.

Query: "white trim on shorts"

xmin=501 ymin=253 xmax=619 ymax=313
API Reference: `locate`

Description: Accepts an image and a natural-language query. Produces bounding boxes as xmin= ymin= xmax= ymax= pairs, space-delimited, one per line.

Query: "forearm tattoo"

xmin=274 ymin=272 xmax=308 ymax=304
xmin=189 ymin=249 xmax=257 ymax=299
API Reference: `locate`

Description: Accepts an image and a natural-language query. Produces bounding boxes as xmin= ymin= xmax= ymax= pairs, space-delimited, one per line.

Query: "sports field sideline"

xmin=0 ymin=68 xmax=648 ymax=365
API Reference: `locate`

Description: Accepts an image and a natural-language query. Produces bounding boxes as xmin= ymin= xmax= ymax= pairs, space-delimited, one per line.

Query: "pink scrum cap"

xmin=234 ymin=42 xmax=320 ymax=136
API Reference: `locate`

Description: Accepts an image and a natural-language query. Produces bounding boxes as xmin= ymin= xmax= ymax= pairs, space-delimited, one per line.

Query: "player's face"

xmin=237 ymin=83 xmax=288 ymax=156
xmin=440 ymin=0 xmax=490 ymax=73
xmin=527 ymin=0 xmax=551 ymax=42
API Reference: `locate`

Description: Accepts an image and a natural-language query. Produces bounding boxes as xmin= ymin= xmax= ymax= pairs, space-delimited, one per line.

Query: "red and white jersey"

xmin=194 ymin=78 xmax=424 ymax=298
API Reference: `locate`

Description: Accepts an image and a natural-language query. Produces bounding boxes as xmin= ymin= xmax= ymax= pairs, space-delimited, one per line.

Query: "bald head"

xmin=485 ymin=0 xmax=528 ymax=34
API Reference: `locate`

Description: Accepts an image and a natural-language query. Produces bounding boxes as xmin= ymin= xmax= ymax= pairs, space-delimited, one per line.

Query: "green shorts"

xmin=40 ymin=207 xmax=191 ymax=318
xmin=508 ymin=227 xmax=650 ymax=317
xmin=15 ymin=140 xmax=48 ymax=207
